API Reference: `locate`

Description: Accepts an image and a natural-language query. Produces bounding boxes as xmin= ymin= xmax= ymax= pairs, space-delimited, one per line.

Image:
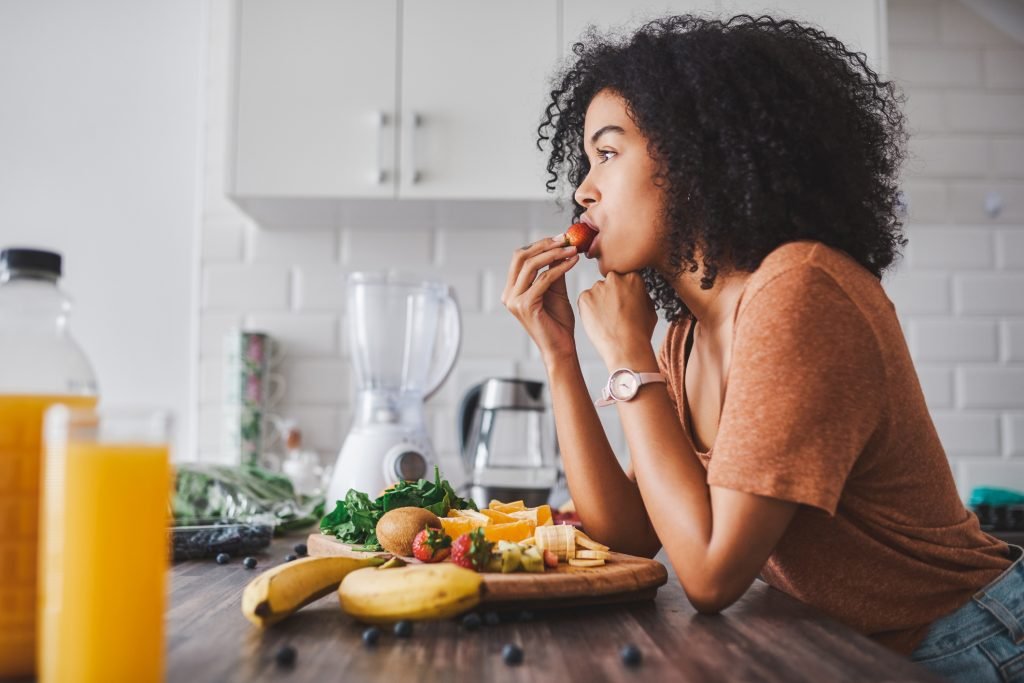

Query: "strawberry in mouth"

xmin=562 ymin=222 xmax=598 ymax=255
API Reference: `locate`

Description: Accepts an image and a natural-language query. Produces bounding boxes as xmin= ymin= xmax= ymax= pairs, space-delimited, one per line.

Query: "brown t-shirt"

xmin=656 ymin=240 xmax=1010 ymax=656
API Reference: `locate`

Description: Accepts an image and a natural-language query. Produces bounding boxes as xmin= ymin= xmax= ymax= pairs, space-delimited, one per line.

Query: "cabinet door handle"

xmin=371 ymin=110 xmax=388 ymax=185
xmin=408 ymin=111 xmax=422 ymax=184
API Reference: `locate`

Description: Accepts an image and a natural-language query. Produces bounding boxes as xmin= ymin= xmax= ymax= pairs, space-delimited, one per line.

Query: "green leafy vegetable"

xmin=319 ymin=466 xmax=476 ymax=551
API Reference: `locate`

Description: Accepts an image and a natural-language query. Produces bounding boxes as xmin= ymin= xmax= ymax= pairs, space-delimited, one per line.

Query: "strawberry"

xmin=449 ymin=527 xmax=494 ymax=572
xmin=411 ymin=526 xmax=452 ymax=563
xmin=563 ymin=222 xmax=598 ymax=254
xmin=543 ymin=549 xmax=559 ymax=568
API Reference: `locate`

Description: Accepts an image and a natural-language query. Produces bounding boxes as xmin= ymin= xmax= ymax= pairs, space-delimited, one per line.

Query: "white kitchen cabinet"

xmin=231 ymin=0 xmax=398 ymax=198
xmin=228 ymin=0 xmax=886 ymax=216
xmin=230 ymin=0 xmax=556 ymax=204
xmin=399 ymin=1 xmax=557 ymax=200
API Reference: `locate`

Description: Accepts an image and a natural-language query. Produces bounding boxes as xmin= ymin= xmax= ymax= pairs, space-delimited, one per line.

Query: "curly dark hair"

xmin=537 ymin=14 xmax=908 ymax=322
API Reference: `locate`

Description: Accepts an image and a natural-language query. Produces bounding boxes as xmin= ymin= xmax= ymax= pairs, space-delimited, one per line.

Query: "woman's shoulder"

xmin=740 ymin=240 xmax=885 ymax=317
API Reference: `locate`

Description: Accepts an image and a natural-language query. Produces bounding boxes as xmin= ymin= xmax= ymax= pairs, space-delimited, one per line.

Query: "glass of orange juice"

xmin=39 ymin=405 xmax=172 ymax=683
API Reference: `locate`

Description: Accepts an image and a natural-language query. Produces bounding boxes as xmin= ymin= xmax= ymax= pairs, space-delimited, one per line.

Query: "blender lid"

xmin=348 ymin=270 xmax=449 ymax=291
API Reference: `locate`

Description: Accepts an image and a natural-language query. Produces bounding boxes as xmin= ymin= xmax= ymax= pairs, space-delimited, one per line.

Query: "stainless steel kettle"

xmin=457 ymin=378 xmax=559 ymax=508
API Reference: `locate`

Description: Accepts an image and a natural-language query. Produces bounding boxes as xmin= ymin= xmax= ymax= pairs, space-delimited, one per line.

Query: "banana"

xmin=534 ymin=526 xmax=611 ymax=566
xmin=338 ymin=563 xmax=484 ymax=624
xmin=241 ymin=555 xmax=385 ymax=627
xmin=575 ymin=529 xmax=610 ymax=551
xmin=575 ymin=549 xmax=610 ymax=560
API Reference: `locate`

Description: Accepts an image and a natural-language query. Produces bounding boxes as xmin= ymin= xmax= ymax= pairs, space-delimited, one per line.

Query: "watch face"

xmin=609 ymin=370 xmax=639 ymax=401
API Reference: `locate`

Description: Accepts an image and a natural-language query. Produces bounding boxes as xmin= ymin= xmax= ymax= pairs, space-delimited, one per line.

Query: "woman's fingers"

xmin=510 ymin=245 xmax=578 ymax=300
xmin=506 ymin=252 xmax=579 ymax=316
xmin=502 ymin=237 xmax=563 ymax=305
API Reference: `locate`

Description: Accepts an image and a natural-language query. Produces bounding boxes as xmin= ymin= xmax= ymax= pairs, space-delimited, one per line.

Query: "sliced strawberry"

xmin=563 ymin=222 xmax=598 ymax=254
xmin=411 ymin=526 xmax=452 ymax=563
xmin=543 ymin=549 xmax=559 ymax=568
xmin=449 ymin=527 xmax=494 ymax=572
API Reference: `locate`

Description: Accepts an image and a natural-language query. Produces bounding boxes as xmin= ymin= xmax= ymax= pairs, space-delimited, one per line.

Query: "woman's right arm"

xmin=501 ymin=237 xmax=660 ymax=557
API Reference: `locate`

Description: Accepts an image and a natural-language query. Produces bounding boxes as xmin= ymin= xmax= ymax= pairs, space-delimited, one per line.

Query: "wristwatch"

xmin=595 ymin=368 xmax=667 ymax=407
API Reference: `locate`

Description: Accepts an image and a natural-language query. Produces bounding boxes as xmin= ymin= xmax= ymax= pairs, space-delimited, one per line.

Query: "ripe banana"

xmin=241 ymin=555 xmax=385 ymax=627
xmin=338 ymin=563 xmax=484 ymax=624
xmin=534 ymin=525 xmax=611 ymax=566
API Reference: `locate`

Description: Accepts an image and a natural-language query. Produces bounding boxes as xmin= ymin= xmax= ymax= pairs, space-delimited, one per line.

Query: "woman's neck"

xmin=669 ymin=266 xmax=751 ymax=339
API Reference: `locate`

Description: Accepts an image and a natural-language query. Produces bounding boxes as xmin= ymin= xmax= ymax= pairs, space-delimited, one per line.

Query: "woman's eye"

xmin=597 ymin=149 xmax=617 ymax=163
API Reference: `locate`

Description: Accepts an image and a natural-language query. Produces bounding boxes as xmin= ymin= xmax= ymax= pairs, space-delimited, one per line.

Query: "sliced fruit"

xmin=520 ymin=546 xmax=545 ymax=573
xmin=568 ymin=558 xmax=605 ymax=568
xmin=488 ymin=499 xmax=526 ymax=513
xmin=574 ymin=529 xmax=610 ymax=551
xmin=535 ymin=504 xmax=553 ymax=526
xmin=479 ymin=508 xmax=520 ymax=524
xmin=482 ymin=520 xmax=533 ymax=543
xmin=575 ymin=549 xmax=610 ymax=560
xmin=497 ymin=541 xmax=522 ymax=573
xmin=450 ymin=509 xmax=491 ymax=524
xmin=439 ymin=516 xmax=485 ymax=540
xmin=533 ymin=524 xmax=577 ymax=561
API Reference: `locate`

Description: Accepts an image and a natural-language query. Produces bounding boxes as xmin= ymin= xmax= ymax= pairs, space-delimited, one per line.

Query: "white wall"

xmin=885 ymin=0 xmax=1024 ymax=494
xmin=0 ymin=0 xmax=205 ymax=454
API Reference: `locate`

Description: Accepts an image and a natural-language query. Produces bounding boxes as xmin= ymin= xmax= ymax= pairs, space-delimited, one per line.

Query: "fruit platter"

xmin=240 ymin=470 xmax=668 ymax=627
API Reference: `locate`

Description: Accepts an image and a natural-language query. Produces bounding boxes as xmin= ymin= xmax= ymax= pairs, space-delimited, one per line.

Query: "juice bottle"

xmin=0 ymin=248 xmax=97 ymax=678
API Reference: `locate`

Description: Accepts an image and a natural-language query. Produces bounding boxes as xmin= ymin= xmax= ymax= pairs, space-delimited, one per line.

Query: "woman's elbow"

xmin=682 ymin=579 xmax=743 ymax=615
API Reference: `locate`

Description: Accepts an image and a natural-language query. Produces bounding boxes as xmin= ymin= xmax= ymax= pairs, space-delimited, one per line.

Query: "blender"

xmin=325 ymin=271 xmax=461 ymax=505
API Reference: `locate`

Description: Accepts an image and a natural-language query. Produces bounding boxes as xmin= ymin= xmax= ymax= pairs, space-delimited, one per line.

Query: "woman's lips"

xmin=586 ymin=232 xmax=601 ymax=259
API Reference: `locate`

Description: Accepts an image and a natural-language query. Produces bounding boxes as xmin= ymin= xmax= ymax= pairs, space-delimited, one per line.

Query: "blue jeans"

xmin=911 ymin=544 xmax=1024 ymax=682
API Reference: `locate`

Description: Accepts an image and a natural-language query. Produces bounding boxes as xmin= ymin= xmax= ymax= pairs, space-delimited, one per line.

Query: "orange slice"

xmin=489 ymin=499 xmax=526 ymax=513
xmin=450 ymin=509 xmax=491 ymax=524
xmin=479 ymin=508 xmax=519 ymax=524
xmin=439 ymin=516 xmax=484 ymax=540
xmin=482 ymin=520 xmax=533 ymax=543
xmin=509 ymin=504 xmax=553 ymax=527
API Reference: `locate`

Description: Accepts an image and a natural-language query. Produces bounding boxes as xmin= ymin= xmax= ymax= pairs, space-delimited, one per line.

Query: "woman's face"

xmin=574 ymin=89 xmax=668 ymax=277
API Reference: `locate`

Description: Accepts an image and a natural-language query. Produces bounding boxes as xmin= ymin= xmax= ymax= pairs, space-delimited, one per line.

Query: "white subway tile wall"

xmin=196 ymin=0 xmax=1024 ymax=498
xmin=884 ymin=0 xmax=1024 ymax=494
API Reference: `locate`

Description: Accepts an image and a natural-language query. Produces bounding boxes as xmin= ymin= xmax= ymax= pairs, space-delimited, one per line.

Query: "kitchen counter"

xmin=167 ymin=535 xmax=943 ymax=682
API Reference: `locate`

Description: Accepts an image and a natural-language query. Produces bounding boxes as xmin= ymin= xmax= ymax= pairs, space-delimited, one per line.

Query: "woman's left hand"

xmin=578 ymin=272 xmax=659 ymax=370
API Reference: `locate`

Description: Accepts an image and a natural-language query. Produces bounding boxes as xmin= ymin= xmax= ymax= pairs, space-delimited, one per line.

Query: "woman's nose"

xmin=574 ymin=172 xmax=598 ymax=207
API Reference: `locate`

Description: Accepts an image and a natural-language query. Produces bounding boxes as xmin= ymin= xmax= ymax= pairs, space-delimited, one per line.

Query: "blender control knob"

xmin=393 ymin=449 xmax=427 ymax=481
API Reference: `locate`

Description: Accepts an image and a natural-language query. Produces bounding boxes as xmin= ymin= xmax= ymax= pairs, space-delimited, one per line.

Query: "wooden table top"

xmin=167 ymin=535 xmax=943 ymax=683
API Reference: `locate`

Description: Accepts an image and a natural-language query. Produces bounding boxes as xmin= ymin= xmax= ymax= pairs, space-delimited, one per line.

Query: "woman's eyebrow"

xmin=590 ymin=124 xmax=625 ymax=145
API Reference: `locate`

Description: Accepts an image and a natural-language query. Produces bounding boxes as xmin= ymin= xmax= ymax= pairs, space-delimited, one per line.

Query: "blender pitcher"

xmin=325 ymin=272 xmax=461 ymax=506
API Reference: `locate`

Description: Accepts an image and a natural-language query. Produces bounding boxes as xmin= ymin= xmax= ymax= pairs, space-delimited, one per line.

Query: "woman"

xmin=502 ymin=15 xmax=1021 ymax=681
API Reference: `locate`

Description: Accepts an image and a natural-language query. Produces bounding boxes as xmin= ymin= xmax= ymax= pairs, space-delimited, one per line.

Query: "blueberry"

xmin=293 ymin=543 xmax=308 ymax=557
xmin=620 ymin=644 xmax=642 ymax=667
xmin=501 ymin=643 xmax=523 ymax=666
xmin=284 ymin=554 xmax=297 ymax=562
xmin=215 ymin=553 xmax=230 ymax=565
xmin=518 ymin=610 xmax=534 ymax=622
xmin=362 ymin=627 xmax=381 ymax=646
xmin=274 ymin=644 xmax=297 ymax=668
xmin=461 ymin=613 xmax=482 ymax=631
xmin=242 ymin=556 xmax=257 ymax=570
xmin=393 ymin=620 xmax=413 ymax=638
xmin=484 ymin=611 xmax=500 ymax=626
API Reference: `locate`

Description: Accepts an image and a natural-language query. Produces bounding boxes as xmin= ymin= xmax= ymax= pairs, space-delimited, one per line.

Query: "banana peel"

xmin=241 ymin=555 xmax=386 ymax=627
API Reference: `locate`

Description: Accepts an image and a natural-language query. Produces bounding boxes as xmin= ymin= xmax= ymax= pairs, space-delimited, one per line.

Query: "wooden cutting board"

xmin=308 ymin=533 xmax=670 ymax=610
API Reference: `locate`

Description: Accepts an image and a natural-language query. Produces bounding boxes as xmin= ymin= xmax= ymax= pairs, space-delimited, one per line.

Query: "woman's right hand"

xmin=501 ymin=236 xmax=581 ymax=364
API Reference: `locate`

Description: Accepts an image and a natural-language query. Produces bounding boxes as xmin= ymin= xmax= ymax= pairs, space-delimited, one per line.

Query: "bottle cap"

xmin=0 ymin=248 xmax=62 ymax=277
